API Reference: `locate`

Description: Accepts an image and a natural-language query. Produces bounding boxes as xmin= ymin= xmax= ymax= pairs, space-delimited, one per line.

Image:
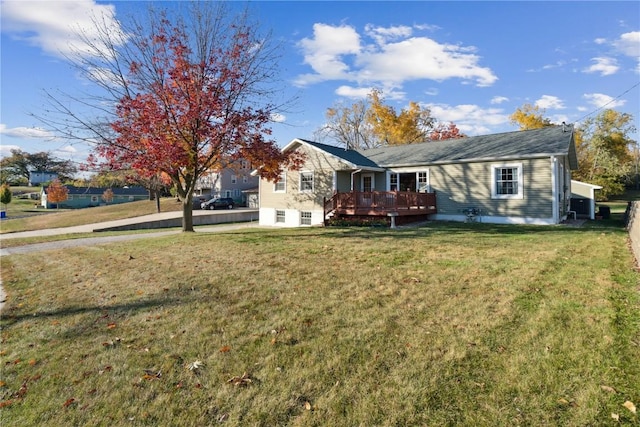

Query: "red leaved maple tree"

xmin=429 ymin=122 xmax=466 ymax=141
xmin=46 ymin=179 xmax=68 ymax=209
xmin=86 ymin=5 xmax=302 ymax=231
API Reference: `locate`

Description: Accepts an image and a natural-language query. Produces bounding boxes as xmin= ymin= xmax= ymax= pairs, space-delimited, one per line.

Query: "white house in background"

xmin=570 ymin=180 xmax=602 ymax=220
xmin=258 ymin=125 xmax=579 ymax=227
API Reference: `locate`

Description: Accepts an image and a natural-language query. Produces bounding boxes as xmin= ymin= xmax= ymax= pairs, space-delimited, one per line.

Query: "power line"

xmin=576 ymin=81 xmax=640 ymax=124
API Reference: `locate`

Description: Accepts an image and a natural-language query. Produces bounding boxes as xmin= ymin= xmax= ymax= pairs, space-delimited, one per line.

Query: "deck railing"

xmin=324 ymin=191 xmax=436 ymax=220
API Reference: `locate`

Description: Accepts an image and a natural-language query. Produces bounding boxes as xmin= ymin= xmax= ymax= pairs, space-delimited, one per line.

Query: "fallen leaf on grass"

xmin=219 ymin=345 xmax=231 ymax=353
xmin=28 ymin=359 xmax=37 ymax=366
xmin=304 ymin=401 xmax=312 ymax=411
xmin=623 ymin=400 xmax=636 ymax=414
xmin=63 ymin=398 xmax=75 ymax=408
xmin=107 ymin=323 xmax=117 ymax=329
xmin=611 ymin=413 xmax=619 ymax=421
xmin=142 ymin=370 xmax=161 ymax=380
xmin=0 ymin=400 xmax=14 ymax=408
xmin=227 ymin=372 xmax=252 ymax=387
xmin=600 ymin=385 xmax=616 ymax=393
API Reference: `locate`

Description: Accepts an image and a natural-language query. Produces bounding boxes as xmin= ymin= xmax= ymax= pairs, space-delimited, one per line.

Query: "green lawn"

xmin=1 ymin=223 xmax=638 ymax=426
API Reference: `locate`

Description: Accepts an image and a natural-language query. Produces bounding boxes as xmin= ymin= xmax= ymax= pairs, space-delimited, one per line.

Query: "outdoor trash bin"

xmin=598 ymin=206 xmax=611 ymax=219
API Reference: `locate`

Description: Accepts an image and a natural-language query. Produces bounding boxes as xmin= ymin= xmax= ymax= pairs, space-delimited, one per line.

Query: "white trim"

xmin=491 ymin=163 xmax=523 ymax=199
xmin=299 ymin=170 xmax=314 ymax=193
xmin=551 ymin=156 xmax=558 ymax=223
xmin=274 ymin=171 xmax=286 ymax=193
xmin=361 ymin=173 xmax=374 ymax=192
xmin=432 ymin=213 xmax=555 ymax=225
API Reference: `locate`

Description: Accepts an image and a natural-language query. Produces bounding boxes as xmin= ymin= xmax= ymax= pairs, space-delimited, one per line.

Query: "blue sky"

xmin=1 ymin=1 xmax=639 ymax=170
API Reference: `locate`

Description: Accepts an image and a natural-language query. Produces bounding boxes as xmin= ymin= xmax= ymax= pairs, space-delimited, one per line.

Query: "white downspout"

xmin=350 ymin=169 xmax=361 ymax=191
xmin=551 ymin=156 xmax=559 ymax=223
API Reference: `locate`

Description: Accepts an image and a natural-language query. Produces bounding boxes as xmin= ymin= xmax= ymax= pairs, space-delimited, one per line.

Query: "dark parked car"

xmin=192 ymin=196 xmax=206 ymax=210
xmin=201 ymin=197 xmax=234 ymax=210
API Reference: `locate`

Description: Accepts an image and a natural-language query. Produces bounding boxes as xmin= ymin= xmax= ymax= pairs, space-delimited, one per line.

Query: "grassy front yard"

xmin=1 ymin=223 xmax=638 ymax=426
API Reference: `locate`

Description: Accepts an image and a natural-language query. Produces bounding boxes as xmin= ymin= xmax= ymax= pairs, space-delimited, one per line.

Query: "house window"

xmin=68 ymin=195 xmax=73 ymax=200
xmin=276 ymin=210 xmax=285 ymax=223
xmin=129 ymin=196 xmax=134 ymax=201
xmin=274 ymin=172 xmax=286 ymax=192
xmin=390 ymin=173 xmax=398 ymax=191
xmin=225 ymin=190 xmax=232 ymax=197
xmin=491 ymin=163 xmax=523 ymax=199
xmin=242 ymin=175 xmax=248 ymax=183
xmin=91 ymin=196 xmax=99 ymax=203
xmin=300 ymin=171 xmax=314 ymax=192
xmin=231 ymin=174 xmax=237 ymax=184
xmin=234 ymin=189 xmax=240 ymax=197
xmin=417 ymin=171 xmax=429 ymax=192
xmin=300 ymin=211 xmax=312 ymax=225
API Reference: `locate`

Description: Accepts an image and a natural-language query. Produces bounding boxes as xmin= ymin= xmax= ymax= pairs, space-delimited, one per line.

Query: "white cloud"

xmin=364 ymin=24 xmax=413 ymax=45
xmin=0 ymin=0 xmax=121 ymax=58
xmin=594 ymin=38 xmax=607 ymax=45
xmin=583 ymin=93 xmax=626 ymax=109
xmin=426 ymin=103 xmax=510 ymax=135
xmin=490 ymin=96 xmax=509 ymax=105
xmin=583 ymin=57 xmax=619 ymax=76
xmin=0 ymin=144 xmax=22 ymax=157
xmin=270 ymin=113 xmax=286 ymax=123
xmin=0 ymin=124 xmax=55 ymax=139
xmin=55 ymin=145 xmax=78 ymax=155
xmin=613 ymin=31 xmax=640 ymax=57
xmin=295 ymin=23 xmax=497 ymax=89
xmin=295 ymin=23 xmax=361 ymax=85
xmin=335 ymin=85 xmax=374 ymax=99
xmin=535 ymin=95 xmax=565 ymax=110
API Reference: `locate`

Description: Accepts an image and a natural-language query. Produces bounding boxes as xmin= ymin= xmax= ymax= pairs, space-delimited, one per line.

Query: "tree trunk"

xmin=182 ymin=198 xmax=194 ymax=232
xmin=155 ymin=190 xmax=161 ymax=213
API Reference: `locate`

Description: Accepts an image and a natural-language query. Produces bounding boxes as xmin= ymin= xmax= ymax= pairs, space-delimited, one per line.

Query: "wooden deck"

xmin=324 ymin=191 xmax=437 ymax=219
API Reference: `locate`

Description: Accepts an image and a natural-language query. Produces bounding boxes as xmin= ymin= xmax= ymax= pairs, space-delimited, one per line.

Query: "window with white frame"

xmin=231 ymin=174 xmax=237 ymax=184
xmin=274 ymin=171 xmax=286 ymax=192
xmin=491 ymin=163 xmax=523 ymax=199
xmin=417 ymin=171 xmax=429 ymax=192
xmin=300 ymin=211 xmax=312 ymax=225
xmin=242 ymin=175 xmax=248 ymax=183
xmin=276 ymin=210 xmax=285 ymax=223
xmin=299 ymin=171 xmax=314 ymax=192
xmin=390 ymin=173 xmax=398 ymax=191
xmin=68 ymin=195 xmax=74 ymax=200
xmin=91 ymin=196 xmax=99 ymax=203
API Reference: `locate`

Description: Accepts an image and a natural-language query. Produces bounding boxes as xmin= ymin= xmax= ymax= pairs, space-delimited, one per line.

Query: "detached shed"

xmin=570 ymin=180 xmax=602 ymax=220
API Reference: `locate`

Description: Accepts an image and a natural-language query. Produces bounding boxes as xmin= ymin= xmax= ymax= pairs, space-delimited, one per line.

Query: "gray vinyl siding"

xmin=431 ymin=158 xmax=553 ymax=218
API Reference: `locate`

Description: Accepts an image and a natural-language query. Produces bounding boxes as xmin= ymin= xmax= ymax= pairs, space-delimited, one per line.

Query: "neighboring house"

xmin=194 ymin=160 xmax=258 ymax=206
xmin=29 ymin=170 xmax=58 ymax=186
xmin=570 ymin=180 xmax=602 ymax=220
xmin=258 ymin=125 xmax=578 ymax=227
xmin=41 ymin=186 xmax=148 ymax=209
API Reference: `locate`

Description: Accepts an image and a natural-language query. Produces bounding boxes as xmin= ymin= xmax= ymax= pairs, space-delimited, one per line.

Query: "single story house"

xmin=258 ymin=125 xmax=578 ymax=227
xmin=41 ymin=186 xmax=149 ymax=209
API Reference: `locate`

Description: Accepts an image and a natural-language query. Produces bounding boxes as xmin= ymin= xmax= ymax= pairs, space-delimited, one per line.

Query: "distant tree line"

xmin=0 ymin=149 xmax=77 ymax=185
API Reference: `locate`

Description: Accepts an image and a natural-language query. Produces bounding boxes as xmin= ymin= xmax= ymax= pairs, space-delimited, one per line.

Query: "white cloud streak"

xmin=583 ymin=57 xmax=620 ymax=76
xmin=583 ymin=93 xmax=626 ymax=109
xmin=0 ymin=0 xmax=121 ymax=58
xmin=0 ymin=124 xmax=56 ymax=139
xmin=535 ymin=95 xmax=565 ymax=110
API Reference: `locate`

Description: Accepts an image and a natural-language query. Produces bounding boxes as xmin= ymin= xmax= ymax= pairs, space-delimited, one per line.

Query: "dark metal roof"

xmin=357 ymin=125 xmax=578 ymax=168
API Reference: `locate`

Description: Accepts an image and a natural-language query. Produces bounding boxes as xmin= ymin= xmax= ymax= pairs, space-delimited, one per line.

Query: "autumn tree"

xmin=102 ymin=188 xmax=114 ymax=204
xmin=366 ymin=89 xmax=435 ymax=145
xmin=39 ymin=3 xmax=301 ymax=231
xmin=429 ymin=122 xmax=466 ymax=140
xmin=573 ymin=109 xmax=637 ymax=199
xmin=0 ymin=184 xmax=12 ymax=210
xmin=317 ymin=98 xmax=377 ymax=149
xmin=46 ymin=179 xmax=68 ymax=209
xmin=510 ymin=104 xmax=553 ymax=130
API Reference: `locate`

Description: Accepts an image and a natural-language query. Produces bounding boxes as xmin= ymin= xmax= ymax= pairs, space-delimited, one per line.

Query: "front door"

xmin=362 ymin=174 xmax=374 ymax=192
